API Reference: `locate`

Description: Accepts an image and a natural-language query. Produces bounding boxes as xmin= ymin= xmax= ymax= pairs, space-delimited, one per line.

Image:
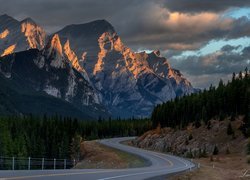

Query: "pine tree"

xmin=227 ymin=123 xmax=234 ymax=135
xmin=232 ymin=72 xmax=236 ymax=81
xmin=70 ymin=134 xmax=84 ymax=162
xmin=245 ymin=67 xmax=248 ymax=78
xmin=213 ymin=145 xmax=219 ymax=155
xmin=239 ymin=71 xmax=243 ymax=80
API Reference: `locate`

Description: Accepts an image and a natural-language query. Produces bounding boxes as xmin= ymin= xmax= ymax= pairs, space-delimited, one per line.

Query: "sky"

xmin=0 ymin=0 xmax=249 ymax=88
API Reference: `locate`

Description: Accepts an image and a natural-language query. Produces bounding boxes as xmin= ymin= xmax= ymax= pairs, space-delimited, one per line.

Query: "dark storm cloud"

xmin=221 ymin=45 xmax=241 ymax=52
xmin=172 ymin=45 xmax=249 ymax=76
xmin=160 ymin=0 xmax=250 ymax=13
xmin=0 ymin=0 xmax=140 ymax=33
xmin=0 ymin=0 xmax=250 ymax=51
xmin=170 ymin=45 xmax=250 ymax=88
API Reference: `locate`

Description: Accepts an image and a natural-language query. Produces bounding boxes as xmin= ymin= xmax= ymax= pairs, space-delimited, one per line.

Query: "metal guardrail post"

xmin=42 ymin=158 xmax=44 ymax=170
xmin=64 ymin=159 xmax=66 ymax=169
xmin=28 ymin=157 xmax=31 ymax=170
xmin=0 ymin=156 xmax=72 ymax=170
xmin=54 ymin=158 xmax=56 ymax=170
xmin=12 ymin=157 xmax=14 ymax=170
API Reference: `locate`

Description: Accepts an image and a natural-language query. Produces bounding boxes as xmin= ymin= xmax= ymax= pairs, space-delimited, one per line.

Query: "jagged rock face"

xmin=0 ymin=14 xmax=46 ymax=57
xmin=56 ymin=21 xmax=194 ymax=117
xmin=0 ymin=15 xmax=194 ymax=118
xmin=63 ymin=40 xmax=90 ymax=81
xmin=0 ymin=34 xmax=107 ymax=118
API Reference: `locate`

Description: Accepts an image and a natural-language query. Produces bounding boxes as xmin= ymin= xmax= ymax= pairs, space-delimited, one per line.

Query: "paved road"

xmin=0 ymin=137 xmax=195 ymax=180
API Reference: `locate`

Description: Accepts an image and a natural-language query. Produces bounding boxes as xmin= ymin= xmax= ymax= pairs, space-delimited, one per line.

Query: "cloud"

xmin=185 ymin=73 xmax=232 ymax=89
xmin=160 ymin=0 xmax=250 ymax=13
xmin=221 ymin=44 xmax=241 ymax=52
xmin=0 ymin=0 xmax=140 ymax=33
xmin=120 ymin=10 xmax=250 ymax=51
xmin=172 ymin=45 xmax=249 ymax=75
xmin=1 ymin=0 xmax=250 ymax=52
xmin=170 ymin=45 xmax=250 ymax=88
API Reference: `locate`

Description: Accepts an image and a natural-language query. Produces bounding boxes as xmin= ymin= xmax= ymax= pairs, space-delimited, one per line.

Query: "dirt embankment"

xmin=75 ymin=141 xmax=146 ymax=169
xmin=133 ymin=117 xmax=250 ymax=179
xmin=133 ymin=118 xmax=246 ymax=157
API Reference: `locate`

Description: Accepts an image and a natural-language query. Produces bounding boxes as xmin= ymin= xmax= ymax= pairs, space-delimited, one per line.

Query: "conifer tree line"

xmin=151 ymin=68 xmax=250 ymax=135
xmin=0 ymin=116 xmax=151 ymax=159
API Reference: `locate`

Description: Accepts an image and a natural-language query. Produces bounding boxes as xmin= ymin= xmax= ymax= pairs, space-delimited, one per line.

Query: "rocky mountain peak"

xmin=21 ymin=17 xmax=36 ymax=24
xmin=82 ymin=19 xmax=115 ymax=34
xmin=64 ymin=39 xmax=90 ymax=81
xmin=20 ymin=18 xmax=46 ymax=49
xmin=0 ymin=14 xmax=18 ymax=23
xmin=44 ymin=34 xmax=66 ymax=68
xmin=60 ymin=19 xmax=115 ymax=39
xmin=0 ymin=14 xmax=46 ymax=57
xmin=0 ymin=16 xmax=195 ymax=118
xmin=46 ymin=34 xmax=62 ymax=55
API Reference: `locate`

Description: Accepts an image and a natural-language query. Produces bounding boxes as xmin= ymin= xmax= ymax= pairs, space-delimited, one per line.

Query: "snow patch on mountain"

xmin=44 ymin=85 xmax=61 ymax=98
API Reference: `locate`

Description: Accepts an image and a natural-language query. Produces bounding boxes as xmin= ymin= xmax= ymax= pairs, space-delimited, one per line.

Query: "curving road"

xmin=0 ymin=137 xmax=195 ymax=180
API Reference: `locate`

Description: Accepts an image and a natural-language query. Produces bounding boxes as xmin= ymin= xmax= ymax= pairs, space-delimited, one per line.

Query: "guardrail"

xmin=0 ymin=156 xmax=75 ymax=170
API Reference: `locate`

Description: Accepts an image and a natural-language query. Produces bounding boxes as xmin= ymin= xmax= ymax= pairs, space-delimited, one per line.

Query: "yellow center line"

xmin=150 ymin=152 xmax=174 ymax=167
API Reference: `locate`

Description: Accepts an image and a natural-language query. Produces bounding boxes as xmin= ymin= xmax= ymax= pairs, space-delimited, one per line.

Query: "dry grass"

xmin=75 ymin=141 xmax=145 ymax=169
xmin=170 ymin=153 xmax=250 ymax=180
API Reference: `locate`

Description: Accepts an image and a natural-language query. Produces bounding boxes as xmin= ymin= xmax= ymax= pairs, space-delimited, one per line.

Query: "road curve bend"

xmin=0 ymin=137 xmax=195 ymax=180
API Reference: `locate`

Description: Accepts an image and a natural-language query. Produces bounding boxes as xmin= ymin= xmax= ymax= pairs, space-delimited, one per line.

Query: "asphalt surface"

xmin=0 ymin=137 xmax=195 ymax=180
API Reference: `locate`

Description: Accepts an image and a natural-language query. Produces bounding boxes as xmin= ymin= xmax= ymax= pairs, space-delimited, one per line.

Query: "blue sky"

xmin=177 ymin=8 xmax=250 ymax=57
xmin=166 ymin=7 xmax=250 ymax=88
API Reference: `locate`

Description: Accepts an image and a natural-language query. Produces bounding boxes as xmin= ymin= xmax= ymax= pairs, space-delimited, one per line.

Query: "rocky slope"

xmin=132 ymin=118 xmax=246 ymax=157
xmin=0 ymin=73 xmax=94 ymax=119
xmin=0 ymin=34 xmax=107 ymax=119
xmin=0 ymin=14 xmax=46 ymax=57
xmin=56 ymin=20 xmax=194 ymax=117
xmin=0 ymin=14 xmax=195 ymax=118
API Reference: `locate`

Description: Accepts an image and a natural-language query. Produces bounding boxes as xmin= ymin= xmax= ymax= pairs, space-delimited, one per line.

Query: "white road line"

xmin=98 ymin=166 xmax=190 ymax=180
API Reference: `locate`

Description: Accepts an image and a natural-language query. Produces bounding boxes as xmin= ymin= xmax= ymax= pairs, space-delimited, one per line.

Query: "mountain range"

xmin=0 ymin=14 xmax=194 ymax=119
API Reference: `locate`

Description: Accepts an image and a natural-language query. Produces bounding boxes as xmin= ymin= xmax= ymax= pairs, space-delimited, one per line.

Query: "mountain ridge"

xmin=0 ymin=14 xmax=46 ymax=57
xmin=0 ymin=14 xmax=195 ymax=118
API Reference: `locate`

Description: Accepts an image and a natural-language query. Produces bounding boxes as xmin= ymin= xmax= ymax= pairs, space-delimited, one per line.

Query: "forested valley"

xmin=0 ymin=69 xmax=249 ymax=162
xmin=0 ymin=116 xmax=151 ymax=160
